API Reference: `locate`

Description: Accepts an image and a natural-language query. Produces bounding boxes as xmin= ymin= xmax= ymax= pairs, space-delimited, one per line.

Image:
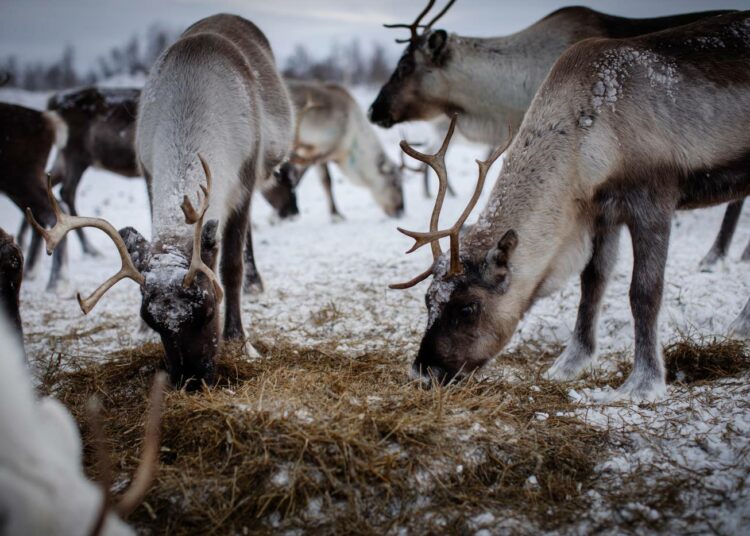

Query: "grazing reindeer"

xmin=35 ymin=87 xmax=141 ymax=257
xmin=0 ymin=102 xmax=69 ymax=292
xmin=28 ymin=14 xmax=294 ymax=387
xmin=391 ymin=12 xmax=750 ymax=402
xmin=0 ymin=228 xmax=24 ymax=349
xmin=278 ymin=79 xmax=404 ymax=220
xmin=0 ymin=309 xmax=165 ymax=535
xmin=370 ymin=1 xmax=737 ymax=266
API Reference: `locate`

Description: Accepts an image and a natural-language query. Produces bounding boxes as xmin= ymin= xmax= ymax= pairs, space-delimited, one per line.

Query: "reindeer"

xmin=0 ymin=307 xmax=165 ymax=535
xmin=28 ymin=14 xmax=294 ymax=387
xmin=0 ymin=228 xmax=24 ymax=349
xmin=23 ymin=87 xmax=142 ymax=257
xmin=370 ymin=1 xmax=739 ymax=269
xmin=270 ymin=78 xmax=404 ymax=222
xmin=0 ymin=102 xmax=69 ymax=292
xmin=390 ymin=11 xmax=750 ymax=402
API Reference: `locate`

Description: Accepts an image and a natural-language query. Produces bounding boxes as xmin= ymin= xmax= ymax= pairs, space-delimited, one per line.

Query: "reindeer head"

xmin=391 ymin=116 xmax=516 ymax=385
xmin=260 ymin=162 xmax=301 ymax=220
xmin=27 ymin=157 xmax=223 ymax=389
xmin=369 ymin=0 xmax=456 ymax=128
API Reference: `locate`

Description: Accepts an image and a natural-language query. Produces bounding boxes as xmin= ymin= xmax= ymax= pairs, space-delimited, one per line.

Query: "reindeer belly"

xmin=678 ymin=149 xmax=750 ymax=209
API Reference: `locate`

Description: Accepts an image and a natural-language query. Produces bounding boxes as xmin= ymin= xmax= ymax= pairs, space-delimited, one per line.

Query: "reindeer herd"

xmin=1 ymin=1 xmax=750 ymax=530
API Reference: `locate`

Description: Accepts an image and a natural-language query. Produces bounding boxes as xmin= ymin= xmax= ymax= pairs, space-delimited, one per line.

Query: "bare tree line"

xmin=1 ymin=30 xmax=394 ymax=91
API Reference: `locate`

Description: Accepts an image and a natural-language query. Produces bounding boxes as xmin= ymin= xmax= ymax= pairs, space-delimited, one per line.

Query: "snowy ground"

xmin=2 ymin=85 xmax=750 ymax=534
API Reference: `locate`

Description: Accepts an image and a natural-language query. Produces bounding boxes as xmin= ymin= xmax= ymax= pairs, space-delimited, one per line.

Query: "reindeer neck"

xmin=461 ymin=120 xmax=590 ymax=310
xmin=439 ymin=31 xmax=576 ymax=143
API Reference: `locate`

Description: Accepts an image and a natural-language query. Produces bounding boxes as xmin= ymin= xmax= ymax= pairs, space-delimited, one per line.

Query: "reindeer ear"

xmin=427 ymin=30 xmax=448 ymax=60
xmin=201 ymin=219 xmax=219 ymax=271
xmin=119 ymin=227 xmax=150 ymax=273
xmin=484 ymin=230 xmax=518 ymax=288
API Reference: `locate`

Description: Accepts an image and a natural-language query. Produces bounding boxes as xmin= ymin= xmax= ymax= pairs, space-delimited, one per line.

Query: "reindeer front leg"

xmin=545 ymin=226 xmax=621 ymax=380
xmin=603 ymin=214 xmax=670 ymax=402
xmin=222 ymin=197 xmax=250 ymax=336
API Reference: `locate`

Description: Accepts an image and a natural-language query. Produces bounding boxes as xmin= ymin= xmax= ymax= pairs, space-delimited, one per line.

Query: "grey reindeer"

xmin=29 ymin=14 xmax=294 ymax=388
xmin=390 ymin=11 xmax=750 ymax=402
xmin=369 ymin=1 xmax=743 ymax=271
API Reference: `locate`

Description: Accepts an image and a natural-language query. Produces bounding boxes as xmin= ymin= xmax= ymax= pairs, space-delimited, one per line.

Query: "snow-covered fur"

xmin=409 ymin=12 xmax=750 ymax=403
xmin=0 ymin=312 xmax=132 ymax=536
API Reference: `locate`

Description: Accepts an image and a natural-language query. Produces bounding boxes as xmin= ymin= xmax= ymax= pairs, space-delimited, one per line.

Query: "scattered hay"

xmin=664 ymin=337 xmax=750 ymax=384
xmin=39 ymin=341 xmax=607 ymax=534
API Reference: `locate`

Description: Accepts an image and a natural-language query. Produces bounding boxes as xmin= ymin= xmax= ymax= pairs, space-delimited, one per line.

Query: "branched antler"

xmin=88 ymin=372 xmax=167 ymax=536
xmin=390 ymin=116 xmax=514 ymax=289
xmin=181 ymin=155 xmax=224 ymax=304
xmin=26 ymin=175 xmax=145 ymax=314
xmin=384 ymin=0 xmax=456 ymax=44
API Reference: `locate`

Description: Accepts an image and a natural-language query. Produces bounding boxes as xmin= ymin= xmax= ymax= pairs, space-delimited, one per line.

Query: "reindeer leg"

xmin=602 ymin=213 xmax=670 ymax=402
xmin=741 ymin=237 xmax=750 ymax=262
xmin=16 ymin=218 xmax=29 ymax=250
xmin=699 ymin=200 xmax=743 ymax=270
xmin=728 ymin=296 xmax=750 ymax=340
xmin=242 ymin=221 xmax=264 ymax=295
xmin=224 ymin=196 xmax=253 ymax=338
xmin=320 ymin=164 xmax=344 ymax=222
xmin=545 ymin=226 xmax=621 ymax=380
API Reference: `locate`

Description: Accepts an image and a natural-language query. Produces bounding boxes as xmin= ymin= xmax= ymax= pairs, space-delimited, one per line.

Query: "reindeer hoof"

xmin=243 ymin=278 xmax=264 ymax=295
xmin=544 ymin=341 xmax=595 ymax=381
xmin=592 ymin=373 xmax=666 ymax=404
xmin=728 ymin=314 xmax=750 ymax=340
xmin=698 ymin=250 xmax=722 ymax=272
xmin=244 ymin=341 xmax=261 ymax=359
xmin=330 ymin=213 xmax=346 ymax=224
xmin=82 ymin=245 xmax=102 ymax=258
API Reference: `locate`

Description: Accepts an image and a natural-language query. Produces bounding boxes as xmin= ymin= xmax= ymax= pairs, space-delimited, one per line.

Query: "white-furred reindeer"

xmin=370 ymin=1 xmax=741 ymax=269
xmin=270 ymin=79 xmax=404 ymax=220
xmin=28 ymin=14 xmax=294 ymax=388
xmin=390 ymin=12 xmax=750 ymax=402
xmin=0 ymin=308 xmax=166 ymax=536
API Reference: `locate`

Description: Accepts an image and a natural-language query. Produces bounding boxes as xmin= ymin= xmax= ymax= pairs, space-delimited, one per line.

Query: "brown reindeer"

xmin=0 ymin=102 xmax=69 ymax=292
xmin=0 ymin=228 xmax=24 ymax=349
xmin=29 ymin=14 xmax=294 ymax=388
xmin=391 ymin=12 xmax=750 ymax=402
xmin=370 ymin=1 xmax=740 ymax=270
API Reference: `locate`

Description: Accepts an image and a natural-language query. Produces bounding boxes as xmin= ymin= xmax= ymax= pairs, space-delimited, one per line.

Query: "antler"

xmin=398 ymin=129 xmax=427 ymax=173
xmin=384 ymin=0 xmax=456 ymax=44
xmin=26 ymin=176 xmax=145 ymax=314
xmin=88 ymin=372 xmax=167 ymax=536
xmin=181 ymin=155 xmax=224 ymax=304
xmin=390 ymin=117 xmax=514 ymax=289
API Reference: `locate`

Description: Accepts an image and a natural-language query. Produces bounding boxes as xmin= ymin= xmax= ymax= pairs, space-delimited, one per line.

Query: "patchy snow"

xmin=2 ymin=85 xmax=750 ymax=533
xmin=591 ymin=47 xmax=679 ymax=112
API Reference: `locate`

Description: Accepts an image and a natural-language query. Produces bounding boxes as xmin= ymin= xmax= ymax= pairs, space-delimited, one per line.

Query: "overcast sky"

xmin=2 ymin=0 xmax=750 ymax=72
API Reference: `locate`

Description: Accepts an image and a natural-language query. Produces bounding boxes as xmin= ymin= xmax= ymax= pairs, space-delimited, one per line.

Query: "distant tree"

xmin=367 ymin=44 xmax=392 ymax=85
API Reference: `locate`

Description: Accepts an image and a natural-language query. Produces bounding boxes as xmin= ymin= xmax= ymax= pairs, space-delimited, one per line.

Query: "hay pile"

xmin=36 ymin=335 xmax=750 ymax=534
xmin=664 ymin=337 xmax=750 ymax=384
xmin=39 ymin=341 xmax=606 ymax=534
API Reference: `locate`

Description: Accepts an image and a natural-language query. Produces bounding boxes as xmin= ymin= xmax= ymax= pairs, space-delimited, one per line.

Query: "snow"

xmin=2 ymin=84 xmax=750 ymax=533
xmin=591 ymin=47 xmax=678 ymax=112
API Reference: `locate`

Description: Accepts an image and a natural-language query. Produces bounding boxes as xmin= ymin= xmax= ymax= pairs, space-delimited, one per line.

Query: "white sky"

xmin=1 ymin=0 xmax=750 ymax=72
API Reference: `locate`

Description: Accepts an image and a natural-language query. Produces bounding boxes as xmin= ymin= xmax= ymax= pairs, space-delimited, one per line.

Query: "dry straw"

xmin=37 ymin=335 xmax=749 ymax=534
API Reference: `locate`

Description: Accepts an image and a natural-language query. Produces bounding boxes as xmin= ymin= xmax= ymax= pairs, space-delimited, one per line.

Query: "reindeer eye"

xmin=456 ymin=303 xmax=479 ymax=323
